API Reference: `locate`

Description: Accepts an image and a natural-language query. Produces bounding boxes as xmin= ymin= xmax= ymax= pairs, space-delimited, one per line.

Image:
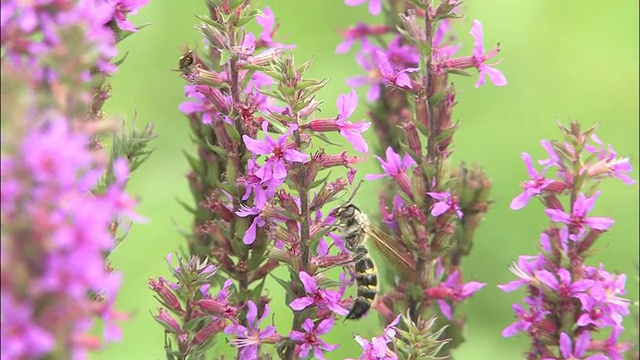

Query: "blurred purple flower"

xmin=346 ymin=50 xmax=383 ymax=102
xmin=376 ymin=50 xmax=418 ymax=89
xmin=344 ymin=0 xmax=382 ymax=15
xmin=366 ymin=147 xmax=415 ymax=197
xmin=109 ymin=0 xmax=150 ymax=32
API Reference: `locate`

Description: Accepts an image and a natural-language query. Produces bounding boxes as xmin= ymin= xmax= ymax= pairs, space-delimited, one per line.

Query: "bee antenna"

xmin=344 ymin=180 xmax=364 ymax=205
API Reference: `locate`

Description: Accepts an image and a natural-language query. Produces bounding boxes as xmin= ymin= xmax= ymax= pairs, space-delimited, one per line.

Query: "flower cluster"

xmin=500 ymin=122 xmax=635 ymax=359
xmin=1 ymin=1 xmax=151 ymax=359
xmin=1 ymin=123 xmax=141 ymax=359
xmin=336 ymin=0 xmax=503 ymax=354
xmin=155 ymin=2 xmax=394 ymax=359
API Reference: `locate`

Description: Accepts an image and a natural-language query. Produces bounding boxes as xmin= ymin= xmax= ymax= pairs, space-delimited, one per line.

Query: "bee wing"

xmin=364 ymin=223 xmax=417 ymax=282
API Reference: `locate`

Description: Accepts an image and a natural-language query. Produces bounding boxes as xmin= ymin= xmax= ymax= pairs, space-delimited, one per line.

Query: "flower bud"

xmin=192 ymin=319 xmax=227 ymax=346
xmin=148 ymin=278 xmax=184 ymax=314
xmin=152 ymin=308 xmax=182 ymax=334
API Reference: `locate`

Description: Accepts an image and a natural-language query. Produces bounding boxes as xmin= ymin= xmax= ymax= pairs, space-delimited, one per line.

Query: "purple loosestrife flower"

xmin=366 ymin=147 xmax=415 ymax=197
xmin=502 ymin=296 xmax=550 ymax=337
xmin=427 ymin=191 xmax=463 ymax=219
xmin=386 ymin=35 xmax=419 ymax=66
xmin=335 ymin=22 xmax=379 ymax=53
xmin=1 ymin=119 xmax=142 ymax=359
xmin=498 ymin=254 xmax=548 ymax=292
xmin=344 ymin=0 xmax=382 ymax=15
xmin=584 ymin=134 xmax=635 ymax=185
xmin=236 ymin=205 xmax=267 ymax=245
xmin=289 ymin=318 xmax=339 ymax=359
xmin=224 ymin=300 xmax=278 ymax=360
xmin=376 ymin=50 xmax=418 ymax=89
xmin=469 ymin=20 xmax=507 ymax=88
xmin=108 ymin=0 xmax=150 ymax=32
xmin=511 ymin=152 xmax=557 ymax=210
xmin=545 ymin=191 xmax=615 ymax=240
xmin=336 ymin=90 xmax=371 ymax=153
xmin=179 ymin=85 xmax=233 ymax=125
xmin=346 ymin=50 xmax=383 ymax=102
xmin=289 ymin=271 xmax=349 ymax=316
xmin=442 ymin=20 xmax=507 ymax=88
xmin=546 ymin=332 xmax=608 ymax=360
xmin=427 ymin=271 xmax=486 ymax=320
xmin=242 ymin=121 xmax=308 ymax=183
xmin=536 ymin=268 xmax=594 ymax=301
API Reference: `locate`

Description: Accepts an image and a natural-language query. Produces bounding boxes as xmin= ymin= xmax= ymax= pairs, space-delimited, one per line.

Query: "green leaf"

xmin=446 ymin=68 xmax=472 ymax=77
xmin=219 ymin=49 xmax=232 ymax=66
xmin=313 ymin=132 xmax=342 ymax=146
xmin=175 ymin=197 xmax=197 ymax=215
xmin=251 ymin=278 xmax=267 ymax=301
xmin=182 ymin=150 xmax=203 ymax=177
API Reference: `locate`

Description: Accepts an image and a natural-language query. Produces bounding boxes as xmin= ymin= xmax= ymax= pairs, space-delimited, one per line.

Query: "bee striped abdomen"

xmin=346 ymin=245 xmax=377 ymax=320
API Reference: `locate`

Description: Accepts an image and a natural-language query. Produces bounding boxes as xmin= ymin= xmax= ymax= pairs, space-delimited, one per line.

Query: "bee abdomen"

xmin=347 ymin=251 xmax=377 ymax=320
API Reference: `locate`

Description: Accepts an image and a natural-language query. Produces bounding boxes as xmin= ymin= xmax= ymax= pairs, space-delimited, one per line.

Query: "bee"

xmin=172 ymin=49 xmax=197 ymax=77
xmin=330 ymin=191 xmax=416 ymax=320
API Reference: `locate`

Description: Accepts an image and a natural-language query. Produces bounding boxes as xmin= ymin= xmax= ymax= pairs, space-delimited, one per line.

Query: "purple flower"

xmin=601 ymin=326 xmax=631 ymax=360
xmin=376 ymin=50 xmax=418 ymax=89
xmin=502 ymin=296 xmax=550 ymax=337
xmin=469 ymin=20 xmax=507 ymax=88
xmin=179 ymin=85 xmax=232 ymax=125
xmin=536 ymin=268 xmax=594 ymax=300
xmin=242 ymin=121 xmax=308 ymax=183
xmin=109 ymin=0 xmax=150 ymax=32
xmin=289 ymin=318 xmax=339 ymax=359
xmin=256 ymin=7 xmax=276 ymax=44
xmin=335 ymin=90 xmax=371 ymax=153
xmin=498 ymin=254 xmax=547 ymax=292
xmin=433 ymin=20 xmax=460 ymax=59
xmin=0 ymin=295 xmax=55 ymax=359
xmin=366 ymin=147 xmax=415 ymax=197
xmin=239 ymin=158 xmax=278 ymax=209
xmin=584 ymin=134 xmax=635 ymax=185
xmin=346 ymin=50 xmax=383 ymax=102
xmin=335 ymin=22 xmax=376 ymax=54
xmin=427 ymin=191 xmax=463 ymax=219
xmin=344 ymin=0 xmax=382 ymax=15
xmin=435 ymin=271 xmax=485 ymax=320
xmin=224 ymin=301 xmax=278 ymax=360
xmin=545 ymin=191 xmax=615 ymax=240
xmin=510 ymin=152 xmax=556 ymax=210
xmin=289 ymin=271 xmax=349 ymax=316
xmin=385 ymin=36 xmax=419 ymax=66
xmin=550 ymin=332 xmax=608 ymax=360
xmin=353 ymin=334 xmax=397 ymax=360
xmin=236 ymin=205 xmax=267 ymax=245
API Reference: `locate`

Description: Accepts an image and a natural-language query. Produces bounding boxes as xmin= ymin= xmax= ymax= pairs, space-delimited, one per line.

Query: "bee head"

xmin=331 ymin=203 xmax=360 ymax=224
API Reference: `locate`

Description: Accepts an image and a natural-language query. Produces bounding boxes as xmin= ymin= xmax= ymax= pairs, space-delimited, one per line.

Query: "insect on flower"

xmin=329 ymin=182 xmax=416 ymax=320
xmin=172 ymin=49 xmax=197 ymax=77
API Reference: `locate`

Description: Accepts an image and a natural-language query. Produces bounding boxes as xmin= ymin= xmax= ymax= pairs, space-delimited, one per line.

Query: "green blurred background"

xmin=98 ymin=1 xmax=639 ymax=359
